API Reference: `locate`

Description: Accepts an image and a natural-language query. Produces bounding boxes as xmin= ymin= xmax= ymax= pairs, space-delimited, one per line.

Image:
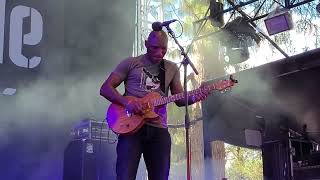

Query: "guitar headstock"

xmin=213 ymin=75 xmax=238 ymax=92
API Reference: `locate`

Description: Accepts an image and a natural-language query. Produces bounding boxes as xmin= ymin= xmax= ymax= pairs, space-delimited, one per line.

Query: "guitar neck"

xmin=154 ymin=84 xmax=215 ymax=106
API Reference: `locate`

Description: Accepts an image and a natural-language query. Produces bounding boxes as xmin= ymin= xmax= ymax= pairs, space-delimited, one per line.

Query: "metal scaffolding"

xmin=134 ymin=0 xmax=165 ymax=56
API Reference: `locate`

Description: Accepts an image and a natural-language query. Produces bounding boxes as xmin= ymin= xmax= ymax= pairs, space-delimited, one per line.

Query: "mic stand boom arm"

xmin=164 ymin=25 xmax=198 ymax=180
xmin=165 ymin=26 xmax=199 ymax=75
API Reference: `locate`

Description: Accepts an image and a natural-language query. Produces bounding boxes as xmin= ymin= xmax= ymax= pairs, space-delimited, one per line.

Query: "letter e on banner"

xmin=9 ymin=5 xmax=43 ymax=69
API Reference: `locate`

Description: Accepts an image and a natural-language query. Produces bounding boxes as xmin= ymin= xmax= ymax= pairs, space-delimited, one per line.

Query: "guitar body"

xmin=106 ymin=92 xmax=161 ymax=134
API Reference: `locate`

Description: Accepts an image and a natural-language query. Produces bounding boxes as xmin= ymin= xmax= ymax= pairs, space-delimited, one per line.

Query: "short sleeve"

xmin=164 ymin=60 xmax=180 ymax=86
xmin=171 ymin=64 xmax=180 ymax=85
xmin=112 ymin=57 xmax=132 ymax=80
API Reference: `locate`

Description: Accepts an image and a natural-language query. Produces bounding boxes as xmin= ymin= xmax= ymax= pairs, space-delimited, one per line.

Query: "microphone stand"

xmin=164 ymin=25 xmax=198 ymax=180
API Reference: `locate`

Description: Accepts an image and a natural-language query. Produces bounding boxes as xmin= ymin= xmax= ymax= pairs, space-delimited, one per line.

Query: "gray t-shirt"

xmin=112 ymin=54 xmax=180 ymax=128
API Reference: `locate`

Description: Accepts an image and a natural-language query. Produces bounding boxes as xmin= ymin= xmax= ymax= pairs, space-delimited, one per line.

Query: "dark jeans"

xmin=116 ymin=124 xmax=171 ymax=180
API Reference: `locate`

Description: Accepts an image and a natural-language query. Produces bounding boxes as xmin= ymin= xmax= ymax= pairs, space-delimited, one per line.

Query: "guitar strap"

xmin=159 ymin=60 xmax=166 ymax=95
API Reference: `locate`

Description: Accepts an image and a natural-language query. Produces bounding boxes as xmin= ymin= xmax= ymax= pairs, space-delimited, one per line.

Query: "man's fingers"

xmin=197 ymin=91 xmax=210 ymax=101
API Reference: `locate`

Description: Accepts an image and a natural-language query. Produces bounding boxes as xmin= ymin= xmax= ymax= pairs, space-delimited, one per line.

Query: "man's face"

xmin=145 ymin=32 xmax=168 ymax=63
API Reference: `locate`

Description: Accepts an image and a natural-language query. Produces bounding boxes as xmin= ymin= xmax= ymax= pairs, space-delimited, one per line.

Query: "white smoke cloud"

xmin=0 ymin=0 xmax=133 ymax=179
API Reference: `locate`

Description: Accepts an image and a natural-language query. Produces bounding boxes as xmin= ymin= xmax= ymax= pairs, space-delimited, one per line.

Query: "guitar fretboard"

xmin=153 ymin=84 xmax=216 ymax=106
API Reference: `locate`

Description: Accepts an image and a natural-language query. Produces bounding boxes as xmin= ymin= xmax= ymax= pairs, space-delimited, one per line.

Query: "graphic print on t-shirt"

xmin=140 ymin=68 xmax=160 ymax=92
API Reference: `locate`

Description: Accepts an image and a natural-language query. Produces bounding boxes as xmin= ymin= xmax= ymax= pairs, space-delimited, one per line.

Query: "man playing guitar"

xmin=100 ymin=30 xmax=211 ymax=180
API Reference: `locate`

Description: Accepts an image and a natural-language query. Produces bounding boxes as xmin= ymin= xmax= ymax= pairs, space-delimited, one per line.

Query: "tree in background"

xmin=164 ymin=0 xmax=228 ymax=179
xmin=225 ymin=144 xmax=263 ymax=180
xmin=159 ymin=0 xmax=318 ymax=179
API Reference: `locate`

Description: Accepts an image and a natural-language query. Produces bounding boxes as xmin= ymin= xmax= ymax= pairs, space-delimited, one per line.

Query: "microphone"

xmin=152 ymin=19 xmax=177 ymax=31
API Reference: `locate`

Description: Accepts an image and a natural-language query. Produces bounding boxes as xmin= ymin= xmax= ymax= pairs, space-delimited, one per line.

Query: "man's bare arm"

xmin=170 ymin=71 xmax=211 ymax=107
xmin=100 ymin=73 xmax=128 ymax=107
xmin=170 ymin=76 xmax=194 ymax=107
xmin=100 ymin=73 xmax=144 ymax=114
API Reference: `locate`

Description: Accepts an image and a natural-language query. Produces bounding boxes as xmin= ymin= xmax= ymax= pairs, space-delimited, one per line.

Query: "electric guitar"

xmin=106 ymin=76 xmax=237 ymax=134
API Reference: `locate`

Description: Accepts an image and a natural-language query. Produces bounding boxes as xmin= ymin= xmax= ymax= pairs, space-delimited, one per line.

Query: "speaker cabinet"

xmin=63 ymin=139 xmax=116 ymax=180
xmin=262 ymin=140 xmax=293 ymax=180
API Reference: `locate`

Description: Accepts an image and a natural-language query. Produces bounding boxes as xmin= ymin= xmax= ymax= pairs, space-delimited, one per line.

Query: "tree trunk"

xmin=190 ymin=120 xmax=204 ymax=180
xmin=211 ymin=141 xmax=226 ymax=180
xmin=191 ymin=38 xmax=226 ymax=180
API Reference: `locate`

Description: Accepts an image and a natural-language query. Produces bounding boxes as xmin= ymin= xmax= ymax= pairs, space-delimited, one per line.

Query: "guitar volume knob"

xmin=125 ymin=109 xmax=132 ymax=117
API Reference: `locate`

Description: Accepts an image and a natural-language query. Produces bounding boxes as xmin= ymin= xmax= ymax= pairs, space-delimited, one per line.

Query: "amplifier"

xmin=70 ymin=119 xmax=117 ymax=141
xmin=63 ymin=139 xmax=117 ymax=180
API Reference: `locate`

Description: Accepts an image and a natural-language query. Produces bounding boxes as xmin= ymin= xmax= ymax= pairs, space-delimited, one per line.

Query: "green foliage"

xmin=159 ymin=1 xmax=319 ymax=179
xmin=225 ymin=145 xmax=263 ymax=180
